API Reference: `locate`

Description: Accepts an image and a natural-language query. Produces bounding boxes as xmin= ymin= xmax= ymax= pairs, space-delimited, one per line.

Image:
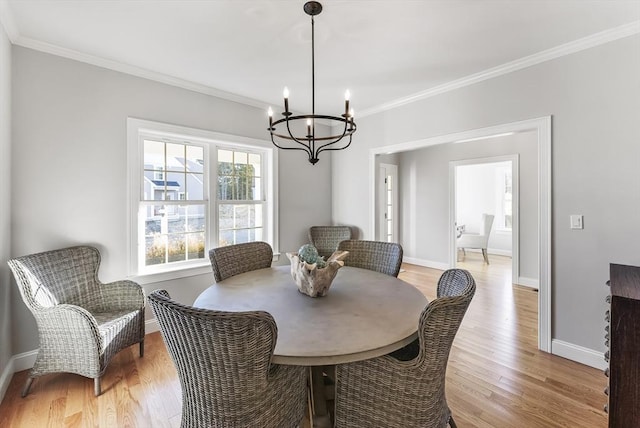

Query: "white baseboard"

xmin=403 ymin=257 xmax=450 ymax=271
xmin=0 ymin=349 xmax=38 ymax=404
xmin=464 ymin=247 xmax=513 ymax=257
xmin=145 ymin=318 xmax=159 ymax=334
xmin=551 ymin=339 xmax=607 ymax=370
xmin=517 ymin=276 xmax=539 ymax=289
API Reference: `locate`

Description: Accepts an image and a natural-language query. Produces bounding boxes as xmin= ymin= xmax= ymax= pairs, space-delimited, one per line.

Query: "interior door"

xmin=378 ymin=163 xmax=399 ymax=243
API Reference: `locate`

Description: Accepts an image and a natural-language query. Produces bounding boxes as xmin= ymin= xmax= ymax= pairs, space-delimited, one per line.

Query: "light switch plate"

xmin=570 ymin=215 xmax=583 ymax=230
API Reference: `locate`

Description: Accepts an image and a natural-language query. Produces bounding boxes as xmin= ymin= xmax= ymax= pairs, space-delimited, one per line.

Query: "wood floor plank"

xmin=0 ymin=254 xmax=607 ymax=427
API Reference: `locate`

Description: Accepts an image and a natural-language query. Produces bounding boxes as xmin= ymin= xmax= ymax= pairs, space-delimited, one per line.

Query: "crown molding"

xmin=14 ymin=35 xmax=270 ymax=111
xmin=2 ymin=4 xmax=638 ymax=118
xmin=0 ymin=0 xmax=19 ymax=42
xmin=358 ymin=20 xmax=640 ymax=118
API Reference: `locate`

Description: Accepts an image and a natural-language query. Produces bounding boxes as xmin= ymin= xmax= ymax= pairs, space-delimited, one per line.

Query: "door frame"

xmin=450 ymin=155 xmax=520 ymax=286
xmin=369 ymin=116 xmax=551 ymax=352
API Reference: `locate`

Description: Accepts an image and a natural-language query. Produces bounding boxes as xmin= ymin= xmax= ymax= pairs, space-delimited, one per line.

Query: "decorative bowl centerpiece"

xmin=287 ymin=244 xmax=349 ymax=297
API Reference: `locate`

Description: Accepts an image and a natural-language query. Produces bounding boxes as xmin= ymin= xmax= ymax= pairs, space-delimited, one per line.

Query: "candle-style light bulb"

xmin=283 ymin=87 xmax=290 ymax=113
xmin=307 ymin=119 xmax=312 ymax=137
xmin=268 ymin=107 xmax=273 ymax=128
xmin=349 ymin=108 xmax=355 ymax=129
xmin=345 ymin=90 xmax=350 ymax=116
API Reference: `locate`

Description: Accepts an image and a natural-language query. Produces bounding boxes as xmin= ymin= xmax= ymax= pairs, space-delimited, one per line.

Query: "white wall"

xmin=333 ymin=34 xmax=640 ymax=354
xmin=457 ymin=161 xmax=512 ymax=254
xmin=10 ymin=47 xmax=333 ymax=354
xmin=0 ymin=20 xmax=12 ymax=394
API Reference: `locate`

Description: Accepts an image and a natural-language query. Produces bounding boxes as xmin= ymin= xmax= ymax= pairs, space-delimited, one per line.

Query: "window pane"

xmin=187 ymin=232 xmax=205 ymax=260
xmin=218 ymin=176 xmax=234 ymax=200
xmin=186 ymin=205 xmax=206 ymax=232
xmin=165 ymin=172 xmax=185 ymax=201
xmin=219 ymin=229 xmax=234 ymax=247
xmin=185 ymin=173 xmax=204 ymax=200
xmin=144 ymin=140 xmax=164 ymax=167
xmin=186 ymin=146 xmax=204 ymax=173
xmin=249 ymin=153 xmax=261 ymax=177
xmin=167 ymin=234 xmax=186 ymax=262
xmin=235 ymin=151 xmax=248 ymax=165
xmin=145 ymin=235 xmax=166 ymax=266
xmin=252 ymin=177 xmax=262 ymax=200
xmin=166 ymin=143 xmax=185 ymax=172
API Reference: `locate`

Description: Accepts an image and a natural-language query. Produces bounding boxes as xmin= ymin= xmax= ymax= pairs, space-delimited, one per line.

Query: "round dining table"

xmin=193 ymin=265 xmax=428 ymax=366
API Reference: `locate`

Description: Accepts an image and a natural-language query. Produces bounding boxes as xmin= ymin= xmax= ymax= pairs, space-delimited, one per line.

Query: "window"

xmin=128 ymin=119 xmax=278 ymax=281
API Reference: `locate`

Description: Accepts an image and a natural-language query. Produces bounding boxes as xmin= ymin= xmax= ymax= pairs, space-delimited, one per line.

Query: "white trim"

xmin=517 ymin=276 xmax=539 ymax=289
xmin=403 ymin=257 xmax=450 ymax=271
xmin=13 ymin=36 xmax=269 ymax=110
xmin=370 ymin=116 xmax=552 ymax=353
xmin=0 ymin=2 xmax=635 ymax=120
xmin=551 ymin=339 xmax=606 ymax=370
xmin=127 ymin=118 xmax=278 ymax=280
xmin=145 ymin=318 xmax=160 ymax=334
xmin=359 ymin=21 xmax=640 ymax=117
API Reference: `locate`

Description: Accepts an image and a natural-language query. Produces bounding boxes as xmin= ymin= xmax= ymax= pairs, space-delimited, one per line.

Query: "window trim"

xmin=127 ymin=118 xmax=279 ymax=284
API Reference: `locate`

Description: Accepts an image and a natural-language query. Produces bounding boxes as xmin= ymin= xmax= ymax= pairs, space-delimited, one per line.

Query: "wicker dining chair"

xmin=334 ymin=269 xmax=476 ymax=428
xmin=7 ymin=245 xmax=145 ymax=397
xmin=208 ymin=241 xmax=273 ymax=282
xmin=308 ymin=226 xmax=353 ymax=259
xmin=148 ymin=289 xmax=308 ymax=428
xmin=337 ymin=239 xmax=403 ymax=277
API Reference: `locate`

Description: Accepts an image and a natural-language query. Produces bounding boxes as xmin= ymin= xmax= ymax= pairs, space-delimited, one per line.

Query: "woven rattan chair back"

xmin=334 ymin=269 xmax=476 ymax=428
xmin=308 ymin=226 xmax=353 ymax=259
xmin=9 ymin=245 xmax=103 ymax=311
xmin=337 ymin=239 xmax=403 ymax=277
xmin=148 ymin=290 xmax=307 ymax=428
xmin=208 ymin=241 xmax=273 ymax=282
xmin=7 ymin=245 xmax=145 ymax=397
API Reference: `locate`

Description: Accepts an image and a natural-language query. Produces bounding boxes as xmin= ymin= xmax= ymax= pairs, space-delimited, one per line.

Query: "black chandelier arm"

xmin=271 ymin=115 xmax=355 ymax=142
xmin=317 ymin=134 xmax=354 ymax=155
xmin=315 ymin=120 xmax=356 ymax=152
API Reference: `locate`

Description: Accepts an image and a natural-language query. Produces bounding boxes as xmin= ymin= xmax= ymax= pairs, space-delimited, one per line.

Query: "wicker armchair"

xmin=334 ymin=269 xmax=476 ymax=428
xmin=337 ymin=239 xmax=403 ymax=277
xmin=308 ymin=226 xmax=353 ymax=259
xmin=208 ymin=241 xmax=273 ymax=282
xmin=7 ymin=245 xmax=145 ymax=397
xmin=148 ymin=290 xmax=308 ymax=428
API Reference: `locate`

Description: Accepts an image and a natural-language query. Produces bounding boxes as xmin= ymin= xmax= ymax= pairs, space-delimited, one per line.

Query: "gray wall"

xmin=397 ymin=131 xmax=538 ymax=280
xmin=10 ymin=46 xmax=332 ymax=354
xmin=0 ymin=22 xmax=12 ymax=382
xmin=333 ymin=35 xmax=640 ymax=353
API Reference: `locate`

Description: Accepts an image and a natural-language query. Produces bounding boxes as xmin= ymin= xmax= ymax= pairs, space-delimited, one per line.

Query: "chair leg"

xmin=94 ymin=377 xmax=101 ymax=396
xmin=482 ymin=248 xmax=490 ymax=264
xmin=21 ymin=377 xmax=34 ymax=397
xmin=139 ymin=339 xmax=145 ymax=357
xmin=449 ymin=415 xmax=458 ymax=428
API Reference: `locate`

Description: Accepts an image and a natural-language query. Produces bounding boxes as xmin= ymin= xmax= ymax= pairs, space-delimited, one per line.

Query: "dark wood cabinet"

xmin=606 ymin=263 xmax=640 ymax=427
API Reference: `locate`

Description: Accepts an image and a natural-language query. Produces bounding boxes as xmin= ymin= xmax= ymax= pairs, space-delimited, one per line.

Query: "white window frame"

xmin=127 ymin=118 xmax=279 ymax=284
xmin=495 ymin=165 xmax=513 ymax=232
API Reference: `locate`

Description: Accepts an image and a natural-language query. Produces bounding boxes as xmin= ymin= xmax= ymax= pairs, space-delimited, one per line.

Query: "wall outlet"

xmin=570 ymin=215 xmax=583 ymax=230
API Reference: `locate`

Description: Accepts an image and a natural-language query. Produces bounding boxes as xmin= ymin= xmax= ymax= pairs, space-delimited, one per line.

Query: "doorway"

xmin=451 ymin=155 xmax=520 ymax=286
xmin=370 ymin=116 xmax=551 ymax=352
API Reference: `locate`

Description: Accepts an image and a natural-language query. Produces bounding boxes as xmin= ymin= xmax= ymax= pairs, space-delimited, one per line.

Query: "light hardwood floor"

xmin=0 ymin=254 xmax=607 ymax=427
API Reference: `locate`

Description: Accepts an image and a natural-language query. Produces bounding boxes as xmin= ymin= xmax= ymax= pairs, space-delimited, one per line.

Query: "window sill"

xmin=129 ymin=262 xmax=212 ymax=285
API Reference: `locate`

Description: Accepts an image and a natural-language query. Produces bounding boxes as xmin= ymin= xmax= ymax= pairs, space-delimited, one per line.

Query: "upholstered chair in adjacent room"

xmin=7 ymin=245 xmax=145 ymax=396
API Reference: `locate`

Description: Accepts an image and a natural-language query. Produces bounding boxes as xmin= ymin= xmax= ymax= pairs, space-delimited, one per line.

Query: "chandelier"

xmin=267 ymin=1 xmax=356 ymax=165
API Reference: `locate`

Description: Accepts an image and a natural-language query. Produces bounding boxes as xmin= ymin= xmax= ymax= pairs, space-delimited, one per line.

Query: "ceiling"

xmin=1 ymin=1 xmax=639 ymax=116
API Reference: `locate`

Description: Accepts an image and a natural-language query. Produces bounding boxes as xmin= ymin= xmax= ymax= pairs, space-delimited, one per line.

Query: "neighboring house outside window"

xmin=128 ymin=118 xmax=278 ymax=282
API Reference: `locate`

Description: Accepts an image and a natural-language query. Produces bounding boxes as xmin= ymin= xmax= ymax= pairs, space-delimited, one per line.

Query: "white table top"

xmin=193 ymin=265 xmax=428 ymax=366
